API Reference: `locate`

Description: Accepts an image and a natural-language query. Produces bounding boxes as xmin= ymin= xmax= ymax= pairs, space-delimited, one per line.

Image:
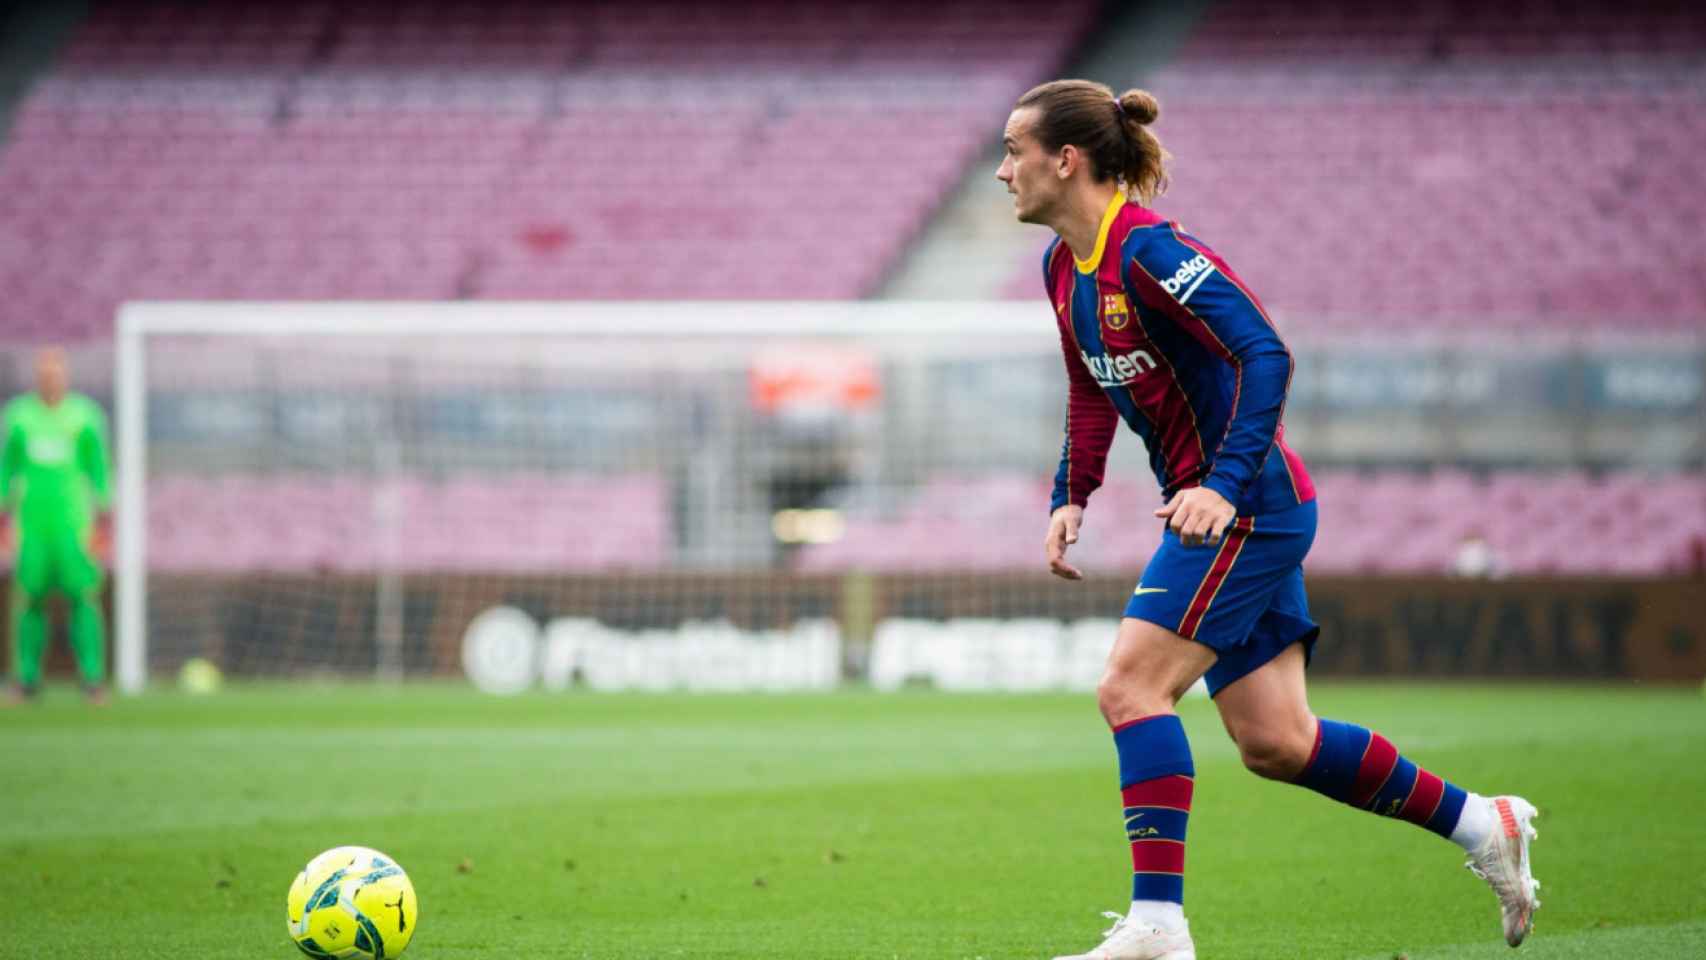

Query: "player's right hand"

xmin=1045 ymin=504 xmax=1084 ymax=580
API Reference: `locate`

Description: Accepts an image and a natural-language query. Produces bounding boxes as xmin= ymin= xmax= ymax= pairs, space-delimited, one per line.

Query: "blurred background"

xmin=0 ymin=0 xmax=1701 ymax=693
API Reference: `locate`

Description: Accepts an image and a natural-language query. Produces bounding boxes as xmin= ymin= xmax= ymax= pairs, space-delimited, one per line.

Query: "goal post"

xmin=115 ymin=300 xmax=1164 ymax=693
xmin=115 ymin=305 xmax=146 ymax=694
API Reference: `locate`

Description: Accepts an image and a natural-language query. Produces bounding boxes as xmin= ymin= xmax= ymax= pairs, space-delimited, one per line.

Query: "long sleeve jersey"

xmin=1 ymin=391 xmax=112 ymax=535
xmin=1046 ymin=193 xmax=1314 ymax=517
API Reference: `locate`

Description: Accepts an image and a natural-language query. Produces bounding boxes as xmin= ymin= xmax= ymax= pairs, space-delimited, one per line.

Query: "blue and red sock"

xmin=1295 ymin=718 xmax=1467 ymax=838
xmin=1113 ymin=714 xmax=1194 ymax=906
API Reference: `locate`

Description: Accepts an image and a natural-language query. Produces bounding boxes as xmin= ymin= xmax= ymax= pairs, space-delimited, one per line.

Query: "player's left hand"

xmin=1155 ymin=486 xmax=1235 ymax=548
xmin=90 ymin=513 xmax=113 ymax=564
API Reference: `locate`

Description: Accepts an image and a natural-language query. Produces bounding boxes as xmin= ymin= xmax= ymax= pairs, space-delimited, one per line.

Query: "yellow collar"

xmin=1074 ymin=192 xmax=1126 ymax=274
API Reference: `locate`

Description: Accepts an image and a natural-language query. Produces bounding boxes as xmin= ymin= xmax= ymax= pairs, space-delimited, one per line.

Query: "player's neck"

xmin=1053 ymin=183 xmax=1123 ymax=266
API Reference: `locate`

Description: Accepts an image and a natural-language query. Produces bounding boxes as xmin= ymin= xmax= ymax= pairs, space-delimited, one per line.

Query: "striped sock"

xmin=1113 ymin=715 xmax=1194 ymax=909
xmin=1295 ymin=718 xmax=1469 ymax=841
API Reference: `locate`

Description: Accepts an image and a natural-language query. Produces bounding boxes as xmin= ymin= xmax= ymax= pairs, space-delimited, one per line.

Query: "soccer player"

xmin=996 ymin=80 xmax=1541 ymax=959
xmin=1 ymin=347 xmax=113 ymax=705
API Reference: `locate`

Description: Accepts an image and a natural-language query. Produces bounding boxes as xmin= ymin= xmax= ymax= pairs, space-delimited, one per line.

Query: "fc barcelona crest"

xmin=1102 ymin=292 xmax=1131 ymax=331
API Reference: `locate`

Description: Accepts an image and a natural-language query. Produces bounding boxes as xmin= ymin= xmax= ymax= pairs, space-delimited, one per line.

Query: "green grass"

xmin=2 ymin=683 xmax=1703 ymax=959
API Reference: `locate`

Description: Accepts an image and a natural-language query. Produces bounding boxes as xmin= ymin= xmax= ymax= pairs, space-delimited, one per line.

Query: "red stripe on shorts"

xmin=1177 ymin=517 xmax=1253 ymax=639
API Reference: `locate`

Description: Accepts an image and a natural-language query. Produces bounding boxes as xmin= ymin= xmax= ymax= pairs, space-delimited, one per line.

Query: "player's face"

xmin=997 ymin=108 xmax=1060 ymax=224
xmin=35 ymin=349 xmax=67 ymax=404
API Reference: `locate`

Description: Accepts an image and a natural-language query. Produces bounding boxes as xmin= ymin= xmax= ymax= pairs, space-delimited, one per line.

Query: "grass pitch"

xmin=2 ymin=683 xmax=1703 ymax=959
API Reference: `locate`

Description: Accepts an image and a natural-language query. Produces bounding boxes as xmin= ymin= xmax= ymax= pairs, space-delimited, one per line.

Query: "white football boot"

xmin=1051 ymin=910 xmax=1195 ymax=960
xmin=1464 ymin=795 xmax=1542 ymax=946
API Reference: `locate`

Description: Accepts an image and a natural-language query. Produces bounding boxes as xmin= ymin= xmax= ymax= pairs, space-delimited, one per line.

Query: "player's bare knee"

xmin=1236 ymin=736 xmax=1294 ymax=780
xmin=1096 ymin=671 xmax=1173 ymax=727
xmin=1234 ymin=722 xmax=1315 ymax=781
xmin=1094 ymin=674 xmax=1132 ymax=725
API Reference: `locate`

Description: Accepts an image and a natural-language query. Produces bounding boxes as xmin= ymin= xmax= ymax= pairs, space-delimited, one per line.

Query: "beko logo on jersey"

xmin=1080 ymin=348 xmax=1158 ymax=386
xmin=1160 ymin=254 xmax=1216 ymax=300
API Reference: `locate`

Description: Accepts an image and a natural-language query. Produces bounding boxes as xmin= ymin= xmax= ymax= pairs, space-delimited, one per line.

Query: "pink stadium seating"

xmin=0 ymin=0 xmax=1095 ymax=340
xmin=147 ymin=472 xmax=669 ymax=573
xmin=1002 ymin=1 xmax=1706 ymax=333
xmin=6 ymin=4 xmax=1700 ymax=580
xmin=129 ymin=467 xmax=1706 ymax=575
xmin=796 ymin=470 xmax=1706 ymax=576
xmin=7 ymin=1 xmax=1698 ymax=337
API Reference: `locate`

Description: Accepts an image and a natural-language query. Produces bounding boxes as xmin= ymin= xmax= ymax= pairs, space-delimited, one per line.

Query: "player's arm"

xmin=0 ymin=405 xmax=21 ymax=513
xmin=0 ymin=408 xmax=21 ymax=552
xmin=78 ymin=401 xmax=115 ymax=555
xmin=1127 ymin=228 xmax=1293 ymax=545
xmin=1047 ymin=319 xmax=1119 ymax=580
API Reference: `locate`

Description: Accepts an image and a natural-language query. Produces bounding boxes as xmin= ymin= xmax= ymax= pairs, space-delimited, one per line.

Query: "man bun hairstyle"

xmin=1114 ymin=88 xmax=1168 ymax=203
xmin=1015 ymin=79 xmax=1171 ymax=204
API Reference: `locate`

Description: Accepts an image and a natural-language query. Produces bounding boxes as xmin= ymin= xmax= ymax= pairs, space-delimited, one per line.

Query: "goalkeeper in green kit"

xmin=1 ymin=348 xmax=112 ymax=704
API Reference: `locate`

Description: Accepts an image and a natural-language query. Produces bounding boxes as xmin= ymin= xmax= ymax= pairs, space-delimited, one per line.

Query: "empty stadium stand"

xmin=0 ymin=1 xmax=1095 ymax=340
xmin=796 ymin=470 xmax=1706 ymax=576
xmin=147 ymin=471 xmax=669 ymax=573
xmin=134 ymin=468 xmax=1706 ymax=576
xmin=1001 ymin=2 xmax=1706 ymax=332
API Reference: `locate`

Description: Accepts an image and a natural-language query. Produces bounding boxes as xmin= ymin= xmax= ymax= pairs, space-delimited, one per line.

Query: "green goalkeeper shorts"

xmin=14 ymin=529 xmax=102 ymax=598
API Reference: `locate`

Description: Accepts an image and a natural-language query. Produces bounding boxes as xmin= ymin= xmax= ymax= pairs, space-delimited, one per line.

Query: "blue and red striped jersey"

xmin=1046 ymin=193 xmax=1315 ymax=516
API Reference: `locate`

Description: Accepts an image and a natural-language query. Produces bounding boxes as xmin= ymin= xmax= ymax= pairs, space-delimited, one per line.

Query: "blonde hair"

xmin=1014 ymin=79 xmax=1170 ymax=204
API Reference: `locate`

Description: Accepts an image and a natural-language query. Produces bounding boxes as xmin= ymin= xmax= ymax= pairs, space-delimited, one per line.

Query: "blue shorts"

xmin=1124 ymin=499 xmax=1320 ymax=697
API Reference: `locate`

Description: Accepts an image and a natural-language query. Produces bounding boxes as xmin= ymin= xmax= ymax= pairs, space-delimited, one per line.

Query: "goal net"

xmin=116 ymin=302 xmax=1162 ymax=694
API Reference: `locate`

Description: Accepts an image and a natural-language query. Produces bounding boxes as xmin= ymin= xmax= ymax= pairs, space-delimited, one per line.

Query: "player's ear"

xmin=1055 ymin=145 xmax=1076 ymax=180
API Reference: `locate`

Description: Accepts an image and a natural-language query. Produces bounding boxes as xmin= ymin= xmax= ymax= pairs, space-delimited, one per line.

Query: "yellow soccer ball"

xmin=177 ymin=657 xmax=223 ymax=695
xmin=286 ymin=846 xmax=418 ymax=959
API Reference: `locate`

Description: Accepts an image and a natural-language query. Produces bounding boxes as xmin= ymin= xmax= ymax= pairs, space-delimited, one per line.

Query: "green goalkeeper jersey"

xmin=1 ymin=392 xmax=112 ymax=535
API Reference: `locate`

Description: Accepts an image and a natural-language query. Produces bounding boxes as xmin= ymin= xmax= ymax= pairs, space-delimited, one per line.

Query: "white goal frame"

xmin=113 ymin=300 xmax=1051 ymax=693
